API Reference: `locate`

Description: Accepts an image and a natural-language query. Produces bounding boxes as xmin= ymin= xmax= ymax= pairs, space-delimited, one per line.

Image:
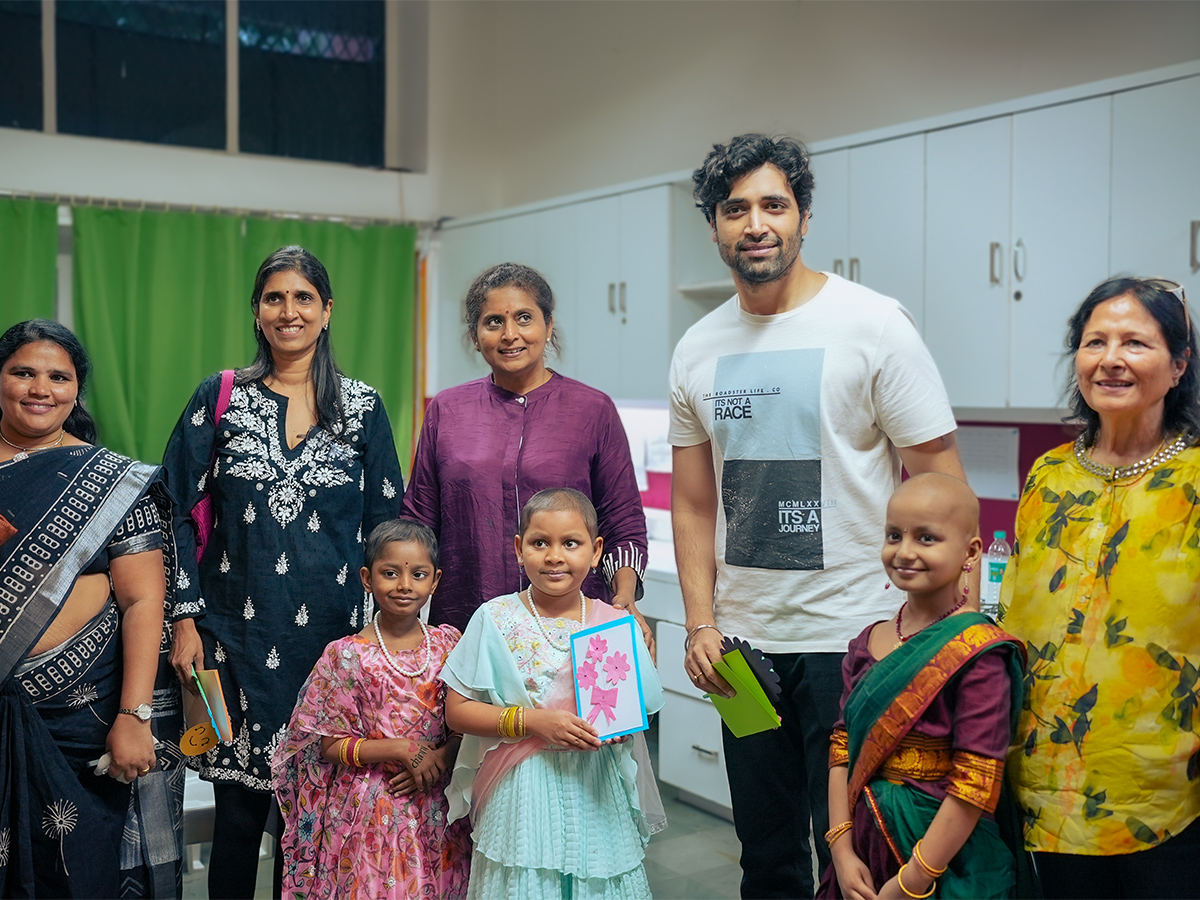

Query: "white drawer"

xmin=656 ymin=621 xmax=708 ymax=699
xmin=658 ymin=691 xmax=732 ymax=809
xmin=640 ymin=568 xmax=683 ymax=624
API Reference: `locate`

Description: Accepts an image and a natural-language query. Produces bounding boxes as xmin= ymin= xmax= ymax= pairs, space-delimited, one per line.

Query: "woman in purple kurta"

xmin=402 ymin=263 xmax=650 ymax=642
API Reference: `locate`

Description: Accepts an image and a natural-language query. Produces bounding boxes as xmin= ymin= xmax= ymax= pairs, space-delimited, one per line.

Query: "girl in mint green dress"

xmin=441 ymin=489 xmax=665 ymax=899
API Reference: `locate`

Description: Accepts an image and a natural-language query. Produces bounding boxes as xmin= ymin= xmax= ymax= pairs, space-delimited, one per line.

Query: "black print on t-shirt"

xmin=722 ymin=459 xmax=825 ymax=570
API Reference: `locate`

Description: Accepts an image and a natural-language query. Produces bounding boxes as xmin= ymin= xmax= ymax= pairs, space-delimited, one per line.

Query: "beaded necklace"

xmin=372 ymin=612 xmax=431 ymax=678
xmin=894 ymin=594 xmax=968 ymax=649
xmin=523 ymin=587 xmax=586 ymax=654
xmin=1073 ymin=432 xmax=1189 ymax=482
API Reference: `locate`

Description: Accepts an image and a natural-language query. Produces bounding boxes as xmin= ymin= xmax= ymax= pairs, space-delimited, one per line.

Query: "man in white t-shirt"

xmin=670 ymin=134 xmax=964 ymax=898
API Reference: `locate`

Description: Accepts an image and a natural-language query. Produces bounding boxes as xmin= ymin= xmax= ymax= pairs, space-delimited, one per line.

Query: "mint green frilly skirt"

xmin=466 ymin=746 xmax=653 ymax=900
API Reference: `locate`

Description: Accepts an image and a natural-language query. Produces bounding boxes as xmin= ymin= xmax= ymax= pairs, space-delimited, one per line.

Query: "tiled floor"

xmin=182 ymin=781 xmax=742 ymax=900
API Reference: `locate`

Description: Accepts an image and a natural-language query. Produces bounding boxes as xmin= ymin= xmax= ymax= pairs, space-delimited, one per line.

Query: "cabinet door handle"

xmin=833 ymin=259 xmax=844 ymax=276
xmin=989 ymin=242 xmax=1003 ymax=285
xmin=690 ymin=744 xmax=719 ymax=759
xmin=1191 ymin=221 xmax=1199 ymax=273
xmin=607 ymin=282 xmax=616 ymax=314
xmin=849 ymin=257 xmax=860 ymax=283
xmin=618 ymin=281 xmax=627 ymax=313
xmin=1013 ymin=238 xmax=1027 ymax=283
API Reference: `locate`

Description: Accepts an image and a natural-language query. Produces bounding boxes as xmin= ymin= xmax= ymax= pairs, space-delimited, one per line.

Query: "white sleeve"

xmin=870 ymin=307 xmax=957 ymax=448
xmin=668 ymin=342 xmax=710 ymax=448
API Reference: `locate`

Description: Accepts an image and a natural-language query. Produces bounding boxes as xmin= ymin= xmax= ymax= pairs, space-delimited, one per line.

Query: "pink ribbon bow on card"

xmin=587 ymin=686 xmax=619 ymax=725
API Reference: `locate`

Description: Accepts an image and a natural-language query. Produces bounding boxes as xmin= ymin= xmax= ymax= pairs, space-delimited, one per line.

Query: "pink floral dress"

xmin=272 ymin=628 xmax=471 ymax=899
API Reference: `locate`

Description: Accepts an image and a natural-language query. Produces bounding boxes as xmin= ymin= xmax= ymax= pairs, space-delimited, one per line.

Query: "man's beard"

xmin=719 ymin=236 xmax=801 ymax=285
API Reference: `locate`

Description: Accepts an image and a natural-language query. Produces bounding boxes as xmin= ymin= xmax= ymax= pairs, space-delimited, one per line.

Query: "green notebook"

xmin=707 ymin=648 xmax=781 ymax=738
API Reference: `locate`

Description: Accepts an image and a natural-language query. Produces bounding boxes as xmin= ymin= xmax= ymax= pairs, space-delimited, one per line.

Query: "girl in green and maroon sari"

xmin=820 ymin=474 xmax=1026 ymax=900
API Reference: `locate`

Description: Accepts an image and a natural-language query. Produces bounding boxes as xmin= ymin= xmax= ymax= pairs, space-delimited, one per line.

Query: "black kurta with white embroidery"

xmin=163 ymin=373 xmax=403 ymax=791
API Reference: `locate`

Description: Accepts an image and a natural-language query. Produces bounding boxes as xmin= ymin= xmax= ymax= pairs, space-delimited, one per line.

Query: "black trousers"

xmin=721 ymin=651 xmax=844 ymax=899
xmin=208 ymin=783 xmax=283 ymax=900
xmin=1034 ymin=813 xmax=1200 ymax=899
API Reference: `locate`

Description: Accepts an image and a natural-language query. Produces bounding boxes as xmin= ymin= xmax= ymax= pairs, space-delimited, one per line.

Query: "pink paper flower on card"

xmin=603 ymin=651 xmax=631 ymax=684
xmin=586 ymin=635 xmax=608 ymax=662
xmin=576 ymin=659 xmax=599 ymax=690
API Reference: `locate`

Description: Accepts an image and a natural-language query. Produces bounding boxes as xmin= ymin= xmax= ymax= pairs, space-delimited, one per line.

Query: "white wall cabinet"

xmin=807 ymin=136 xmax=927 ymax=329
xmin=925 ymin=97 xmax=1112 ymax=410
xmin=1110 ymin=75 xmax=1200 ymax=300
xmin=1008 ymin=98 xmax=1112 ymax=408
xmin=924 ymin=116 xmax=1014 ymax=409
xmin=436 ymin=67 xmax=1198 ymax=416
xmin=573 ymin=187 xmax=672 ymax=399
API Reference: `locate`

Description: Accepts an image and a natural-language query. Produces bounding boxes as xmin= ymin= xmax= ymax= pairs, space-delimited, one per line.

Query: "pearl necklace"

xmin=523 ymin=587 xmax=586 ymax=654
xmin=1 ymin=427 xmax=65 ymax=462
xmin=373 ymin=612 xmax=431 ymax=678
xmin=894 ymin=593 xmax=968 ymax=649
xmin=1074 ymin=432 xmax=1190 ymax=482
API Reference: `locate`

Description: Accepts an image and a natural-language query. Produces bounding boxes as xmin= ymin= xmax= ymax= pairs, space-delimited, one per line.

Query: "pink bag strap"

xmin=214 ymin=369 xmax=235 ymax=424
xmin=205 ymin=369 xmax=235 ymax=475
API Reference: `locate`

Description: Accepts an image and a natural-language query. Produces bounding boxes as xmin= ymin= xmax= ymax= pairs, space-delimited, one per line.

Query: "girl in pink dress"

xmin=272 ymin=519 xmax=471 ymax=899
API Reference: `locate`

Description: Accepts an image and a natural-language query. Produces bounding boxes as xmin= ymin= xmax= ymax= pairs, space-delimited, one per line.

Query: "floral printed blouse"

xmin=1001 ymin=441 xmax=1200 ymax=855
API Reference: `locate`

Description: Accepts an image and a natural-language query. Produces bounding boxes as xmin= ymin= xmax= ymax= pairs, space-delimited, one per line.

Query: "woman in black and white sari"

xmin=0 ymin=319 xmax=184 ymax=898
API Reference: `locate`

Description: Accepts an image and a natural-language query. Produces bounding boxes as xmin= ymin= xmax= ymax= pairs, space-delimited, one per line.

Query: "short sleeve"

xmin=108 ymin=493 xmax=164 ymax=558
xmin=870 ymin=307 xmax=956 ymax=449
xmin=439 ymin=603 xmax=530 ymax=708
xmin=668 ymin=344 xmax=710 ymax=448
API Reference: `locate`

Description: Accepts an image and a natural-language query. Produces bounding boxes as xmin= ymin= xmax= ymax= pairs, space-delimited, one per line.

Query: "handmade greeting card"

xmin=569 ymin=616 xmax=649 ymax=742
xmin=182 ymin=664 xmax=233 ymax=754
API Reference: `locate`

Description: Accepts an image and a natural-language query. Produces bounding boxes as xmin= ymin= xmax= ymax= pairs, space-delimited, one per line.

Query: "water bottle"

xmin=981 ymin=530 xmax=1011 ymax=621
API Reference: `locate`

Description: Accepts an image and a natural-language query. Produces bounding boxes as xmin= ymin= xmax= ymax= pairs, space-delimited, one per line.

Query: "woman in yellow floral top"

xmin=1001 ymin=276 xmax=1200 ymax=899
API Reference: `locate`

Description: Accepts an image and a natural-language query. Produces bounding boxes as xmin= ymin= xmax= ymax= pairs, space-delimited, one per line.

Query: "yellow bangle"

xmin=897 ymin=863 xmax=936 ymax=899
xmin=352 ymin=738 xmax=363 ymax=767
xmin=912 ymin=840 xmax=947 ymax=878
xmin=824 ymin=821 xmax=853 ymax=846
xmin=338 ymin=738 xmax=350 ymax=766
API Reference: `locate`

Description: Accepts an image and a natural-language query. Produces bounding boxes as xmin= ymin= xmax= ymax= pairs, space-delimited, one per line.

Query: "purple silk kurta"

xmin=402 ymin=372 xmax=648 ymax=632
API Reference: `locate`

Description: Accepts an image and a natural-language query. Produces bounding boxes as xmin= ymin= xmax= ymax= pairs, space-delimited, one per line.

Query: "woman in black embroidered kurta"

xmin=162 ymin=247 xmax=403 ymax=899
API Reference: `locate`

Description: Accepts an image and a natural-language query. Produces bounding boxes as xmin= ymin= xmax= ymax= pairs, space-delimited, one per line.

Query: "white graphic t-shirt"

xmin=669 ymin=273 xmax=956 ymax=653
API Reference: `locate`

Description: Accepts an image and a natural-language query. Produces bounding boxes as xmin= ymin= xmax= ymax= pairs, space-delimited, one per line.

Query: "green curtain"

xmin=0 ymin=197 xmax=58 ymax=332
xmin=72 ymin=208 xmax=419 ymax=468
xmin=244 ymin=219 xmax=419 ymax=465
xmin=73 ymin=207 xmax=251 ymax=460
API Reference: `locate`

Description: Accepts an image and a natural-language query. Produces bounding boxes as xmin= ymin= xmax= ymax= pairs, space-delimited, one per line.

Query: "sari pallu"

xmin=0 ymin=446 xmax=185 ymax=898
xmin=819 ymin=614 xmax=1025 ymax=900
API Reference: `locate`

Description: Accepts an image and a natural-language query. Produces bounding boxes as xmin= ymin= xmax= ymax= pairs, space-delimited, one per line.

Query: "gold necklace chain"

xmin=1073 ymin=432 xmax=1189 ymax=482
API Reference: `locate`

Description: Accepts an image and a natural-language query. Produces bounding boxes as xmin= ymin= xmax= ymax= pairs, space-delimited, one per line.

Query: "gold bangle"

xmin=912 ymin=840 xmax=947 ymax=878
xmin=897 ymin=863 xmax=936 ymax=899
xmin=338 ymin=738 xmax=350 ymax=766
xmin=352 ymin=738 xmax=363 ymax=767
xmin=497 ymin=707 xmax=509 ymax=738
xmin=824 ymin=821 xmax=853 ymax=846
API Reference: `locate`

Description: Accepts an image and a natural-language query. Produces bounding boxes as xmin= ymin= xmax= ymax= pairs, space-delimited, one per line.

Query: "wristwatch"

xmin=119 ymin=703 xmax=153 ymax=722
